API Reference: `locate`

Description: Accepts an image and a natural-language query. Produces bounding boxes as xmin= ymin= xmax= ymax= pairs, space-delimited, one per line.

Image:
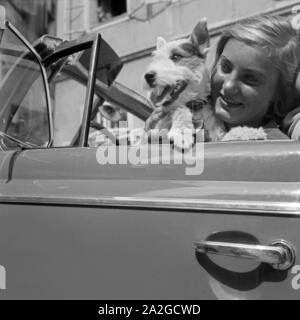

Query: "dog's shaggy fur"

xmin=143 ymin=19 xmax=267 ymax=148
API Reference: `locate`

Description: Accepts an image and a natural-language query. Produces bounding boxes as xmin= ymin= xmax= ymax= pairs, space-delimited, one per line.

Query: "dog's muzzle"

xmin=149 ymin=79 xmax=188 ymax=107
xmin=144 ymin=71 xmax=156 ymax=87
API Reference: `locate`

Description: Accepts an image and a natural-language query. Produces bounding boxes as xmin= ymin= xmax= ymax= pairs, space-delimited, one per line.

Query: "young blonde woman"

xmin=211 ymin=14 xmax=300 ymax=140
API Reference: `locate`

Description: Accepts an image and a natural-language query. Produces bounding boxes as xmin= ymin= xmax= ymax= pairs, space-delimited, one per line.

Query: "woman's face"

xmin=211 ymin=39 xmax=279 ymax=127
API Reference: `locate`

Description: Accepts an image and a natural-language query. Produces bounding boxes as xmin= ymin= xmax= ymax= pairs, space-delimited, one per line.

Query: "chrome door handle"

xmin=194 ymin=239 xmax=295 ymax=270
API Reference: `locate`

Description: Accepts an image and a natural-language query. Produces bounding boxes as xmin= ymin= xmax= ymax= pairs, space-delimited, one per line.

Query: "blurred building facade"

xmin=55 ymin=0 xmax=299 ymax=89
xmin=0 ymin=0 xmax=56 ymax=42
xmin=54 ymin=0 xmax=300 ymax=128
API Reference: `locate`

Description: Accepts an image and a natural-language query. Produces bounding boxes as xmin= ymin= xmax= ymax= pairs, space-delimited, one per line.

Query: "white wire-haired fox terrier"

xmin=143 ymin=19 xmax=267 ymax=149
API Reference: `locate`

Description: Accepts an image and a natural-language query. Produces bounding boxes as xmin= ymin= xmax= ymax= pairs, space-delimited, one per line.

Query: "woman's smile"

xmin=218 ymin=92 xmax=243 ymax=108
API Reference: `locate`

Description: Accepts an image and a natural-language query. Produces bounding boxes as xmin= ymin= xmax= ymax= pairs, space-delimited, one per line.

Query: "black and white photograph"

xmin=0 ymin=0 xmax=300 ymax=304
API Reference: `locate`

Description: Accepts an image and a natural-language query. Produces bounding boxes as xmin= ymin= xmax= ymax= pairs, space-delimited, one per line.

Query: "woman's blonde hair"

xmin=212 ymin=14 xmax=300 ymax=123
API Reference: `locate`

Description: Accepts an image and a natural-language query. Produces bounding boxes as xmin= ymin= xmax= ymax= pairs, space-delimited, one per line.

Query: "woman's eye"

xmin=171 ymin=54 xmax=183 ymax=62
xmin=243 ymin=74 xmax=260 ymax=86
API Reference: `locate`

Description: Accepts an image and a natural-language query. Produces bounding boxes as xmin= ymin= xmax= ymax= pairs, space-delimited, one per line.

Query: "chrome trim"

xmin=78 ymin=33 xmax=101 ymax=147
xmin=195 ymin=239 xmax=296 ymax=271
xmin=0 ymin=195 xmax=300 ymax=216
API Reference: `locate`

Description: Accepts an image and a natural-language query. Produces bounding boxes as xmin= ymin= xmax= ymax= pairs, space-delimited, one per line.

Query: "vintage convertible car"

xmin=0 ymin=11 xmax=300 ymax=300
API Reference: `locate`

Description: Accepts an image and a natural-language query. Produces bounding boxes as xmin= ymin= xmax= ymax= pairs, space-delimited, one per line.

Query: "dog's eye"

xmin=170 ymin=53 xmax=183 ymax=62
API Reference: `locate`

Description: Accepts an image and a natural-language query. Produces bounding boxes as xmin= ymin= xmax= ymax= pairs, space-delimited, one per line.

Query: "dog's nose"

xmin=145 ymin=71 xmax=156 ymax=86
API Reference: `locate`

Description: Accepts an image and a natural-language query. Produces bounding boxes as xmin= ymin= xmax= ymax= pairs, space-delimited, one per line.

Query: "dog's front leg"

xmin=168 ymin=105 xmax=194 ymax=150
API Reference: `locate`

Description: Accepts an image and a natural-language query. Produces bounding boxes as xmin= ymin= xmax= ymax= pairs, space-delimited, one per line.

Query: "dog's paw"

xmin=222 ymin=126 xmax=267 ymax=141
xmin=168 ymin=129 xmax=194 ymax=150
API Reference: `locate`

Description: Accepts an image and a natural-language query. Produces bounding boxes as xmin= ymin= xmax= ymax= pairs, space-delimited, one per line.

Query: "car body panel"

xmin=0 ymin=194 xmax=300 ymax=299
xmin=0 ymin=141 xmax=300 ymax=299
xmin=1 ymin=140 xmax=300 ymax=183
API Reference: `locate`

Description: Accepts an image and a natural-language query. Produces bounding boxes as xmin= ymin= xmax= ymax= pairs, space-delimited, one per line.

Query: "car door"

xmin=0 ymin=139 xmax=300 ymax=299
xmin=190 ymin=140 xmax=300 ymax=300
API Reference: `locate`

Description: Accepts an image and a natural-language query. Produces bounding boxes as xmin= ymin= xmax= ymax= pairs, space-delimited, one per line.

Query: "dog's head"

xmin=144 ymin=18 xmax=211 ymax=108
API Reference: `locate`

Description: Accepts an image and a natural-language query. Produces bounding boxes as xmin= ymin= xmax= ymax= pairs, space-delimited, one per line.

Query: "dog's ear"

xmin=190 ymin=18 xmax=210 ymax=55
xmin=156 ymin=36 xmax=167 ymax=50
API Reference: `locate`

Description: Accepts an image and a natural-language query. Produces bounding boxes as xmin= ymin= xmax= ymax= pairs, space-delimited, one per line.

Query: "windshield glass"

xmin=0 ymin=25 xmax=49 ymax=149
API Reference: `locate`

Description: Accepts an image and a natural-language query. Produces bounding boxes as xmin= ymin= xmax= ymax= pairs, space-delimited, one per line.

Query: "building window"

xmin=96 ymin=0 xmax=127 ymax=23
